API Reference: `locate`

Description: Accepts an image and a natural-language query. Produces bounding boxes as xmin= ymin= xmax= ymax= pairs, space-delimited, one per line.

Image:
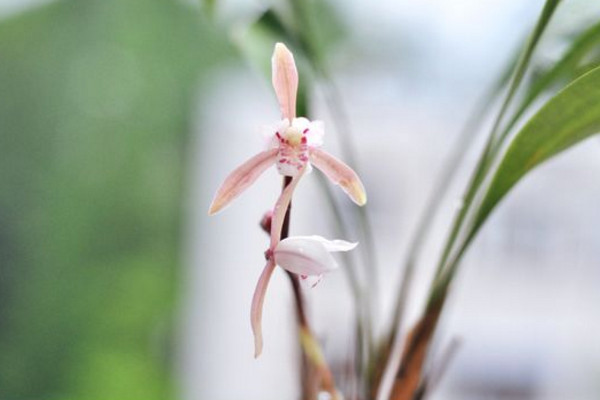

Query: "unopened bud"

xmin=260 ymin=211 xmax=273 ymax=234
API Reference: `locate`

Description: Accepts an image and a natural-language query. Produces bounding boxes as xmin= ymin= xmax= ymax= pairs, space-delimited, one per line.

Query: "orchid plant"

xmin=209 ymin=43 xmax=367 ymax=359
xmin=205 ymin=0 xmax=600 ymax=398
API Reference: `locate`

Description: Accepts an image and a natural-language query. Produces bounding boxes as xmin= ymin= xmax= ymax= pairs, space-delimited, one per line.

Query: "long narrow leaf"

xmin=446 ymin=65 xmax=600 ymax=277
xmin=498 ymin=20 xmax=600 ymax=146
xmin=433 ymin=0 xmax=563 ymax=280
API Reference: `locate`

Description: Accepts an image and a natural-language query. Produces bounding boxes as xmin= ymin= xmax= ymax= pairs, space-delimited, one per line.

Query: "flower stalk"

xmin=209 ymin=42 xmax=366 ymax=399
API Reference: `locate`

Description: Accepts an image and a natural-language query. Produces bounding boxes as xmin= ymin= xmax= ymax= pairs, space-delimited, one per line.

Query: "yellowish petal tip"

xmin=350 ymin=182 xmax=367 ymax=206
xmin=254 ymin=339 xmax=263 ymax=358
xmin=357 ymin=193 xmax=367 ymax=206
xmin=207 ymin=200 xmax=222 ymax=216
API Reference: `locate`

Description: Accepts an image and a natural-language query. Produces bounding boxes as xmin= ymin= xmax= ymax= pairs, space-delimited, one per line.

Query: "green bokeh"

xmin=0 ymin=0 xmax=232 ymax=398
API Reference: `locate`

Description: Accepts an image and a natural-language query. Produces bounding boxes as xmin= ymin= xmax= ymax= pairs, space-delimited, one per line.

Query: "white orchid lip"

xmin=274 ymin=118 xmax=321 ymax=177
xmin=273 ymin=235 xmax=358 ymax=276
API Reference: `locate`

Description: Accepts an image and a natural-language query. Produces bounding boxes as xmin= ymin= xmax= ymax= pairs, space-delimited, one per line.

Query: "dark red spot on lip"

xmin=301 ymin=136 xmax=307 ymax=144
xmin=279 ymin=158 xmax=287 ymax=163
xmin=303 ymin=128 xmax=309 ymax=134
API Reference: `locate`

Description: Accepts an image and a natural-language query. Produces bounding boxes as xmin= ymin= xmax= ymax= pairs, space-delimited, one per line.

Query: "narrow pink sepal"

xmin=271 ymin=43 xmax=298 ymax=121
xmin=250 ymin=258 xmax=276 ymax=358
xmin=269 ymin=167 xmax=306 ymax=248
xmin=310 ymin=148 xmax=367 ymax=206
xmin=208 ymin=148 xmax=278 ymax=215
xmin=249 ymin=168 xmax=305 ymax=357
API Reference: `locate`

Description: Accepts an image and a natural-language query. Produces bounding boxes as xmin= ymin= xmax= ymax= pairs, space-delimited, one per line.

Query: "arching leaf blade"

xmin=500 ymin=21 xmax=600 ymax=143
xmin=471 ymin=65 xmax=600 ymax=254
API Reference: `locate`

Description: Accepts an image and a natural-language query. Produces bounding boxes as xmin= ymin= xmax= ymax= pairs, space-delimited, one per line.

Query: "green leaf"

xmin=488 ymin=0 xmax=562 ymax=147
xmin=499 ymin=20 xmax=600 ymax=144
xmin=430 ymin=65 xmax=600 ymax=303
xmin=201 ymin=0 xmax=216 ymax=16
xmin=463 ymin=65 xmax=600 ymax=265
xmin=432 ymin=0 xmax=563 ymax=280
xmin=235 ymin=9 xmax=302 ymax=82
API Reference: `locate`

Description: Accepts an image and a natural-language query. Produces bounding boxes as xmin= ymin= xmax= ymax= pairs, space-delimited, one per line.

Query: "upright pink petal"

xmin=250 ymin=258 xmax=276 ymax=358
xmin=270 ymin=168 xmax=306 ymax=248
xmin=310 ymin=148 xmax=367 ymax=206
xmin=208 ymin=149 xmax=278 ymax=215
xmin=272 ymin=43 xmax=298 ymax=121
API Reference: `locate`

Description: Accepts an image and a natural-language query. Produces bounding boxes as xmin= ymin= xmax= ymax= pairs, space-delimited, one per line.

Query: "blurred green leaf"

xmin=489 ymin=0 xmax=562 ymax=146
xmin=448 ymin=65 xmax=600 ymax=274
xmin=236 ymin=8 xmax=303 ymax=82
xmin=433 ymin=0 xmax=563 ymax=281
xmin=202 ymin=0 xmax=216 ymax=16
xmin=501 ymin=20 xmax=600 ymax=143
xmin=0 ymin=0 xmax=233 ymax=398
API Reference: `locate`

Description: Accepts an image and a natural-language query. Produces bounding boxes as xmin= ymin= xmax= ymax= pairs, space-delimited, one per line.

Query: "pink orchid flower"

xmin=208 ymin=42 xmax=367 ymax=216
xmin=207 ymin=42 xmax=367 ymax=357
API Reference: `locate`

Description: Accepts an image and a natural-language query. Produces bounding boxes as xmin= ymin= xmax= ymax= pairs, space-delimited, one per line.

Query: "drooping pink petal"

xmin=250 ymin=167 xmax=306 ymax=357
xmin=310 ymin=148 xmax=367 ymax=206
xmin=269 ymin=167 xmax=306 ymax=248
xmin=272 ymin=43 xmax=298 ymax=121
xmin=208 ymin=148 xmax=278 ymax=215
xmin=274 ymin=236 xmax=357 ymax=276
xmin=250 ymin=258 xmax=276 ymax=358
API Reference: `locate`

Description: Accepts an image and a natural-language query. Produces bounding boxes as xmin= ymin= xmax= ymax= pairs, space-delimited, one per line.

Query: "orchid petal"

xmin=300 ymin=235 xmax=358 ymax=252
xmin=272 ymin=43 xmax=298 ymax=121
xmin=300 ymin=274 xmax=323 ymax=289
xmin=310 ymin=148 xmax=367 ymax=206
xmin=291 ymin=118 xmax=324 ymax=147
xmin=261 ymin=119 xmax=290 ymax=149
xmin=250 ymin=258 xmax=276 ymax=358
xmin=305 ymin=120 xmax=324 ymax=147
xmin=208 ymin=149 xmax=278 ymax=215
xmin=269 ymin=167 xmax=306 ymax=248
xmin=251 ymin=167 xmax=305 ymax=358
xmin=291 ymin=117 xmax=311 ymax=132
xmin=274 ymin=236 xmax=358 ymax=276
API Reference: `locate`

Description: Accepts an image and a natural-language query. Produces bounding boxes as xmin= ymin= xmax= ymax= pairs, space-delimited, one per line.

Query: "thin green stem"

xmin=387 ymin=75 xmax=502 ymax=347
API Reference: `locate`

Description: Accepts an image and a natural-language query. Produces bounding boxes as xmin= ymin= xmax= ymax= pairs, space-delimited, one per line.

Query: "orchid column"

xmin=209 ymin=43 xmax=367 ymax=396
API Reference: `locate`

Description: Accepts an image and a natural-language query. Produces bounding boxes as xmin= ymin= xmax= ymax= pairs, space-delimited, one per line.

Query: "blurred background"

xmin=1 ymin=0 xmax=599 ymax=399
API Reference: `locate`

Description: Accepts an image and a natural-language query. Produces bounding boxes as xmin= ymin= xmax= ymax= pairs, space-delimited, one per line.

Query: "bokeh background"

xmin=1 ymin=0 xmax=599 ymax=399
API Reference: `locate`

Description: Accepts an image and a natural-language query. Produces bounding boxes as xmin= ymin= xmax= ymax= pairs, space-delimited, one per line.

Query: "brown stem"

xmin=280 ymin=176 xmax=337 ymax=399
xmin=389 ymin=295 xmax=444 ymax=400
xmin=280 ymin=176 xmax=293 ymax=238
